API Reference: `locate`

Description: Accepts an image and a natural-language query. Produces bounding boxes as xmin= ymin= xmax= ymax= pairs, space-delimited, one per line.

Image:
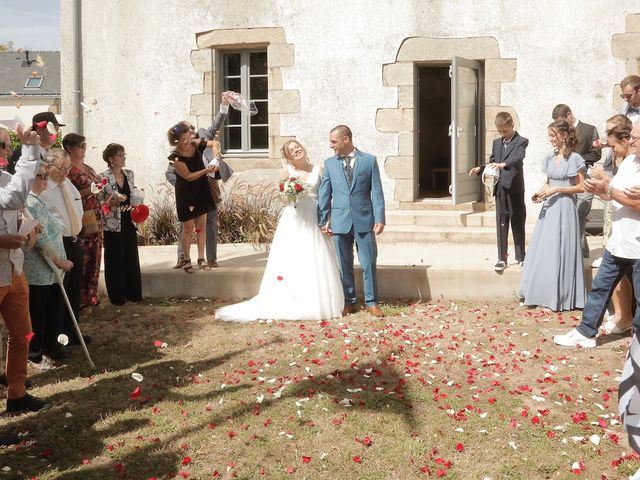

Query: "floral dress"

xmin=69 ymin=163 xmax=103 ymax=307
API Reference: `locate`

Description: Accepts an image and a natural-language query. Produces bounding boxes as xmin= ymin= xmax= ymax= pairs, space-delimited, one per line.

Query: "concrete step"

xmin=380 ymin=225 xmax=497 ymax=243
xmin=397 ymin=200 xmax=487 ymax=212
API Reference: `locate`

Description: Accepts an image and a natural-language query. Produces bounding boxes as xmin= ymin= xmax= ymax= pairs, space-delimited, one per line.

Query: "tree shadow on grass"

xmin=0 ymin=337 xmax=284 ymax=480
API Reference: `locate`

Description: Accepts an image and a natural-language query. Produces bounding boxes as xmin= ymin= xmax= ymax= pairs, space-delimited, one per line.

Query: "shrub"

xmin=138 ymin=184 xmax=180 ymax=246
xmin=217 ymin=180 xmax=280 ymax=247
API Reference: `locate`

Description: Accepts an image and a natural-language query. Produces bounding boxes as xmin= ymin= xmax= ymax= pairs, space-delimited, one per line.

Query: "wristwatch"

xmin=607 ymin=185 xmax=614 ymax=199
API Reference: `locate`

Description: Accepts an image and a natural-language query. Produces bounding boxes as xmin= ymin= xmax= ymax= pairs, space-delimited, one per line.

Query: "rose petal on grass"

xmin=57 ymin=334 xmax=69 ymax=345
xmin=181 ymin=457 xmax=192 ymax=466
xmin=131 ymin=373 xmax=144 ymax=382
xmin=129 ymin=386 xmax=141 ymax=400
xmin=302 ymin=456 xmax=312 ymax=463
xmin=352 ymin=456 xmax=362 ymax=463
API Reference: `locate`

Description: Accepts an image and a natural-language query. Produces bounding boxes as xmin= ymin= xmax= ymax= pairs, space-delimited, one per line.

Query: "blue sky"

xmin=0 ymin=0 xmax=60 ymax=50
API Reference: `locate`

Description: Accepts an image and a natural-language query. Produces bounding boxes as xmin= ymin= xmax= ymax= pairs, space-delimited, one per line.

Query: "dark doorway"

xmin=417 ymin=66 xmax=451 ymax=199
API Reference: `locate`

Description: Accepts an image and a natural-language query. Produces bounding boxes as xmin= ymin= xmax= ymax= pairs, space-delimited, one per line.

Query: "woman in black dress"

xmin=99 ymin=143 xmax=142 ymax=304
xmin=167 ymin=122 xmax=219 ymax=272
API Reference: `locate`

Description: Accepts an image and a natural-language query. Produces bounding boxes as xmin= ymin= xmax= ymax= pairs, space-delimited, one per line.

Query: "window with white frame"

xmin=24 ymin=76 xmax=43 ymax=88
xmin=220 ymin=49 xmax=268 ymax=153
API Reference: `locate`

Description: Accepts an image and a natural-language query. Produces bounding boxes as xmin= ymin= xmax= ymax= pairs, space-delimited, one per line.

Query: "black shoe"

xmin=0 ymin=433 xmax=20 ymax=446
xmin=0 ymin=374 xmax=33 ymax=389
xmin=43 ymin=348 xmax=66 ymax=361
xmin=6 ymin=394 xmax=52 ymax=414
xmin=68 ymin=334 xmax=92 ymax=346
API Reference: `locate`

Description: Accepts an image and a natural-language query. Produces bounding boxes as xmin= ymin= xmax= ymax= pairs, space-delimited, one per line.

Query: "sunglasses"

xmin=171 ymin=123 xmax=196 ymax=136
xmin=35 ymin=173 xmax=49 ymax=180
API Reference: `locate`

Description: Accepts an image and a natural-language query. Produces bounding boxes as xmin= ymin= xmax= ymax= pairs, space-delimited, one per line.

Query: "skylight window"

xmin=24 ymin=76 xmax=43 ymax=88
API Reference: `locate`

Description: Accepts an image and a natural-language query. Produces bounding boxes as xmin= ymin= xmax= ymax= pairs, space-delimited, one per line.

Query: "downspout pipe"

xmin=69 ymin=0 xmax=83 ymax=134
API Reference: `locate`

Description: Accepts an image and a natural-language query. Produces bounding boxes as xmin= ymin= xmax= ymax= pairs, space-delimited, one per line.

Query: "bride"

xmin=215 ymin=140 xmax=344 ymax=322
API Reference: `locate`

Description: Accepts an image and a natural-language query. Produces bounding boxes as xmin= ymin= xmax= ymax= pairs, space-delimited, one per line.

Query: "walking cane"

xmin=43 ymin=255 xmax=95 ymax=369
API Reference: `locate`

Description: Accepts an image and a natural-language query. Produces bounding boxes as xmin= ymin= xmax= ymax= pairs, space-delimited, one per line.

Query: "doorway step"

xmin=381 ymin=201 xmax=533 ymax=244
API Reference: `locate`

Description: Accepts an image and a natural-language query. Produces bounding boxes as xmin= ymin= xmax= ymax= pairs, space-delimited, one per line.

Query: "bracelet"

xmin=606 ymin=186 xmax=614 ymax=200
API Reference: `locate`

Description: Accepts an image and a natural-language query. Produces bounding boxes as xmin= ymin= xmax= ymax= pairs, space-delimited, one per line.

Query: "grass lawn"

xmin=0 ymin=299 xmax=638 ymax=479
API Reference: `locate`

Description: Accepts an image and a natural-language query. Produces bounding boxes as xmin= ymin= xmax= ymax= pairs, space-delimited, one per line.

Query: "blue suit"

xmin=317 ymin=149 xmax=385 ymax=306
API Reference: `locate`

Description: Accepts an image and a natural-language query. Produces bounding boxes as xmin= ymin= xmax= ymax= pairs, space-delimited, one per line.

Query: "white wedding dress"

xmin=215 ymin=164 xmax=344 ymax=322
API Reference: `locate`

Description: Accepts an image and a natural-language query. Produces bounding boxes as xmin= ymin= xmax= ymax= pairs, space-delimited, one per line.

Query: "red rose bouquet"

xmin=278 ymin=176 xmax=307 ymax=206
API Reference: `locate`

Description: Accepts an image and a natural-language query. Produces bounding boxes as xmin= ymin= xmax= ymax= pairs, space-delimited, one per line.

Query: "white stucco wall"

xmin=61 ymin=0 xmax=639 ymax=206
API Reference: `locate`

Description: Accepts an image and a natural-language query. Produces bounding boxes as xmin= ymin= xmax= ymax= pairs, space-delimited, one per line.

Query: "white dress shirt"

xmin=607 ymin=154 xmax=640 ymax=259
xmin=341 ymin=148 xmax=357 ymax=170
xmin=38 ymin=178 xmax=83 ymax=237
xmin=0 ymin=145 xmax=40 ymax=287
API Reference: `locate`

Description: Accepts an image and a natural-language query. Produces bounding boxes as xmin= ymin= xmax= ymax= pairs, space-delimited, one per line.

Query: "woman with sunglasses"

xmin=167 ymin=122 xmax=219 ymax=272
xmin=63 ymin=133 xmax=103 ymax=308
xmin=23 ymin=151 xmax=73 ymax=369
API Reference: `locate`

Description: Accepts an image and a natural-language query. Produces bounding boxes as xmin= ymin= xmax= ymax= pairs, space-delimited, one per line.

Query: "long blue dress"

xmin=517 ymin=152 xmax=587 ymax=311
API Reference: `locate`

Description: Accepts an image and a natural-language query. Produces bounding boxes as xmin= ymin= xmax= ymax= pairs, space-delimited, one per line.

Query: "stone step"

xmin=397 ymin=201 xmax=488 ymax=212
xmin=379 ymin=224 xmax=541 ymax=243
xmin=386 ymin=209 xmax=496 ymax=227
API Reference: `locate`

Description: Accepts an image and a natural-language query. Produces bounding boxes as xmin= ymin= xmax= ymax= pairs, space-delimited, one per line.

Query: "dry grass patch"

xmin=0 ymin=299 xmax=638 ymax=479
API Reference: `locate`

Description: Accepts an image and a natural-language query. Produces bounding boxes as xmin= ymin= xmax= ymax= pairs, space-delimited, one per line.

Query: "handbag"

xmin=81 ymin=209 xmax=99 ymax=235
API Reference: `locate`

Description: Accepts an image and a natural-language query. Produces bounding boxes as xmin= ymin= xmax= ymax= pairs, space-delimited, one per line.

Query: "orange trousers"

xmin=0 ymin=272 xmax=31 ymax=399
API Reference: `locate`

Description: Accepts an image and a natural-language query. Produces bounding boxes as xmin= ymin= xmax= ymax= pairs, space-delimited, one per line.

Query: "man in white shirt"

xmin=38 ymin=149 xmax=85 ymax=344
xmin=555 ymin=122 xmax=640 ymax=347
xmin=619 ymin=75 xmax=640 ymax=124
xmin=0 ymin=126 xmax=52 ymax=414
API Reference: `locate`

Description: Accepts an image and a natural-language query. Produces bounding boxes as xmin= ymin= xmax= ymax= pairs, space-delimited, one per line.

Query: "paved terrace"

xmin=103 ymin=238 xmax=602 ymax=302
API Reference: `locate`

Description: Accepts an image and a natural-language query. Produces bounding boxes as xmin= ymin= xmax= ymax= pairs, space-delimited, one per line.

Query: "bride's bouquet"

xmin=278 ymin=176 xmax=307 ymax=206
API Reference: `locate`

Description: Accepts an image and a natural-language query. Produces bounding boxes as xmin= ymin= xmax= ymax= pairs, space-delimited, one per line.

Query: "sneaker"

xmin=602 ymin=317 xmax=632 ymax=335
xmin=592 ymin=257 xmax=602 ymax=268
xmin=6 ymin=393 xmax=52 ymax=414
xmin=553 ymin=328 xmax=596 ymax=348
xmin=494 ymin=260 xmax=507 ymax=272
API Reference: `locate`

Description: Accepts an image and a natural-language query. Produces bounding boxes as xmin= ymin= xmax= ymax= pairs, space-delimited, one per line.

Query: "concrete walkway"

xmin=116 ymin=237 xmax=602 ymax=301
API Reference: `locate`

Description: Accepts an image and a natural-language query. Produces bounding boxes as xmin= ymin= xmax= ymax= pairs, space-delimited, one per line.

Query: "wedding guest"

xmin=216 ymin=140 xmax=343 ymax=321
xmin=518 ymin=120 xmax=586 ymax=311
xmin=166 ymin=92 xmax=231 ymax=269
xmin=23 ymin=161 xmax=72 ymax=369
xmin=99 ymin=143 xmax=142 ymax=305
xmin=551 ymin=104 xmax=601 ymax=258
xmin=63 ymin=133 xmax=102 ymax=309
xmin=620 ymin=75 xmax=640 ymax=123
xmin=39 ymin=148 xmax=87 ymax=346
xmin=554 ymin=121 xmax=640 ymax=347
xmin=597 ymin=115 xmax=635 ymax=335
xmin=166 ymin=122 xmax=220 ymax=272
xmin=7 ymin=112 xmax=63 ymax=174
xmin=469 ymin=112 xmax=528 ymax=272
xmin=619 ymin=331 xmax=640 ymax=480
xmin=0 ymin=125 xmax=52 ymax=413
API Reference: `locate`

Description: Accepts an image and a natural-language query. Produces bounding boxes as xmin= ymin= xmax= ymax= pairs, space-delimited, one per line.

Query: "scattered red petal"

xmin=302 ymin=456 xmax=312 ymax=463
xmin=277 ymin=276 xmax=283 ymax=281
xmin=129 ymin=386 xmax=141 ymax=400
xmin=455 ymin=443 xmax=464 ymax=452
xmin=25 ymin=331 xmax=35 ymax=341
xmin=181 ymin=456 xmax=192 ymax=466
xmin=352 ymin=456 xmax=363 ymax=464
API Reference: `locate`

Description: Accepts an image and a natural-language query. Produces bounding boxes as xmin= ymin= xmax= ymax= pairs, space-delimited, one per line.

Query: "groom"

xmin=318 ymin=125 xmax=386 ymax=317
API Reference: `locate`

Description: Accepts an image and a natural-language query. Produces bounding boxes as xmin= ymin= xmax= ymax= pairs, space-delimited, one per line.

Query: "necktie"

xmin=60 ymin=181 xmax=81 ymax=235
xmin=628 ymin=107 xmax=639 ymax=115
xmin=342 ymin=155 xmax=353 ymax=186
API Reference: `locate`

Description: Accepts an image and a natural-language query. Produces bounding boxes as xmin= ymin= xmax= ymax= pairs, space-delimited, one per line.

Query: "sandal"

xmin=197 ymin=258 xmax=211 ymax=271
xmin=183 ymin=259 xmax=194 ymax=273
xmin=173 ymin=256 xmax=186 ymax=269
xmin=208 ymin=260 xmax=219 ymax=268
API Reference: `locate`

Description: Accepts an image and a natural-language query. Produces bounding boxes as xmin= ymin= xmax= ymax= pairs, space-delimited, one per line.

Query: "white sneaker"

xmin=630 ymin=465 xmax=640 ymax=480
xmin=553 ymin=328 xmax=596 ymax=348
xmin=602 ymin=317 xmax=632 ymax=335
xmin=592 ymin=257 xmax=602 ymax=268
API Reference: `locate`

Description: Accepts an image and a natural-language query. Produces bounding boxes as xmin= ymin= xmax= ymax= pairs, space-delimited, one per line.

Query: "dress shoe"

xmin=0 ymin=375 xmax=32 ymax=389
xmin=0 ymin=433 xmax=20 ymax=446
xmin=6 ymin=394 xmax=52 ymax=414
xmin=366 ymin=305 xmax=384 ymax=317
xmin=342 ymin=304 xmax=356 ymax=316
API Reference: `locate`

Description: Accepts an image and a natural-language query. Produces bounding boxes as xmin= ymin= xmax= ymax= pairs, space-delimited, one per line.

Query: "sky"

xmin=0 ymin=0 xmax=60 ymax=51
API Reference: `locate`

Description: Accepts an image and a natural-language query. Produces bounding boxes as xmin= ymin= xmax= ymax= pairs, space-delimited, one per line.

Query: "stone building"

xmin=59 ymin=0 xmax=640 ymax=237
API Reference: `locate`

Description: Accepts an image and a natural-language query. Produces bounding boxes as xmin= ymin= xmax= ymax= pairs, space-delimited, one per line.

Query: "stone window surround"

xmin=190 ymin=27 xmax=299 ymax=172
xmin=377 ymin=36 xmax=519 ymax=205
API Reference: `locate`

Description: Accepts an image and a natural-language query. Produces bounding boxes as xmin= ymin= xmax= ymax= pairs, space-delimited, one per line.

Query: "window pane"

xmin=228 ymin=107 xmax=241 ymax=125
xmin=250 ymin=126 xmax=268 ymax=149
xmin=225 ymin=77 xmax=241 ymax=93
xmin=223 ymin=53 xmax=241 ymax=76
xmin=251 ymin=101 xmax=268 ymax=125
xmin=225 ymin=126 xmax=242 ymax=150
xmin=249 ymin=76 xmax=267 ymax=101
xmin=250 ymin=51 xmax=267 ymax=75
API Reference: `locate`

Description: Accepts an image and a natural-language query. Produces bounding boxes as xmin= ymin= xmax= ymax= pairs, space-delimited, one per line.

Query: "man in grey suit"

xmin=619 ymin=75 xmax=640 ymax=124
xmin=552 ymin=104 xmax=601 ymax=258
